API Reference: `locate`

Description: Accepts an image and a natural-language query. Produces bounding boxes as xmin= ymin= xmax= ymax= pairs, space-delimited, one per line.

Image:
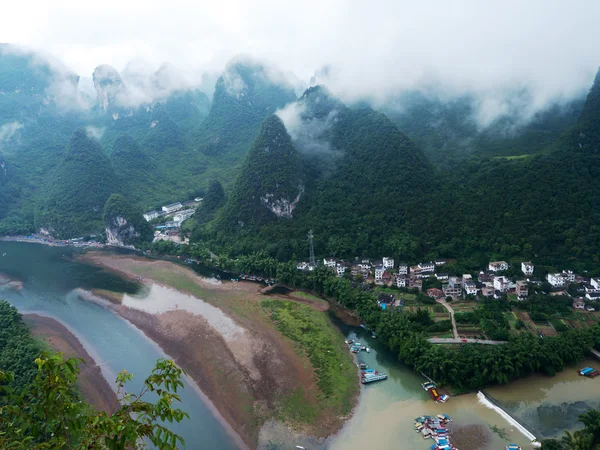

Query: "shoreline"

xmin=22 ymin=313 xmax=119 ymax=414
xmin=77 ymin=251 xmax=360 ymax=449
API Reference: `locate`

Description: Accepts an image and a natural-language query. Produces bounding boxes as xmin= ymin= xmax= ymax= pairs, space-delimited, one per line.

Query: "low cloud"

xmin=84 ymin=125 xmax=105 ymax=140
xmin=276 ymin=98 xmax=342 ymax=160
xmin=0 ymin=121 xmax=24 ymax=150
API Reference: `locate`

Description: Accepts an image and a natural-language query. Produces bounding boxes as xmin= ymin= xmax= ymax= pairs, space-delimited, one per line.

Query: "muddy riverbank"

xmin=78 ymin=251 xmax=359 ymax=449
xmin=23 ymin=313 xmax=119 ymax=414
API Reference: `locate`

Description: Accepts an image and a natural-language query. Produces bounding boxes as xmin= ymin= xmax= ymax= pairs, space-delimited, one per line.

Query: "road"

xmin=436 ymin=298 xmax=458 ymax=339
xmin=428 ymin=338 xmax=508 ymax=345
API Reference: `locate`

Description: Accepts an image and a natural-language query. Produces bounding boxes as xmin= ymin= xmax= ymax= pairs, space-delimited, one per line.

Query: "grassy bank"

xmin=261 ymin=299 xmax=359 ymax=424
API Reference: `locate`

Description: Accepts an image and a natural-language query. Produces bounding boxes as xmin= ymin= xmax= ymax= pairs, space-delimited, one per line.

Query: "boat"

xmin=506 ymin=445 xmax=522 ymax=450
xmin=357 ymin=361 xmax=368 ymax=369
xmin=421 ymin=381 xmax=436 ymax=390
xmin=579 ymin=367 xmax=594 ymax=375
xmin=589 ymin=370 xmax=600 ymax=378
xmin=361 ymin=373 xmax=387 ymax=384
xmin=366 ymin=347 xmax=370 ymax=353
xmin=345 ymin=339 xmax=354 ymax=344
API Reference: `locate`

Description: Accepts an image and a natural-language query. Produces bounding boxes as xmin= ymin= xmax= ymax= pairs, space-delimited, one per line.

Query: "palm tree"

xmin=560 ymin=430 xmax=593 ymax=450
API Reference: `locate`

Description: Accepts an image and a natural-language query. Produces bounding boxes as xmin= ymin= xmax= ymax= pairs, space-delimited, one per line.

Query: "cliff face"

xmin=92 ymin=65 xmax=126 ymax=111
xmin=102 ymin=194 xmax=153 ymax=247
xmin=105 ymin=214 xmax=138 ymax=247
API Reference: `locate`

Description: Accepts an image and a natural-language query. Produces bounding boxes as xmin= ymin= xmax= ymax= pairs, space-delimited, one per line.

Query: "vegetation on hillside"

xmin=192 ymin=179 xmax=226 ymax=225
xmin=217 ymin=114 xmax=305 ymax=230
xmin=35 ymin=128 xmax=117 ymax=238
xmin=103 ymin=194 xmax=154 ymax=245
xmin=0 ymin=301 xmax=187 ymax=449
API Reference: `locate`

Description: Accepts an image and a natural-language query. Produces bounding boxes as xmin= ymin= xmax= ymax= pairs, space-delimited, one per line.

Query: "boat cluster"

xmin=414 ymin=414 xmax=455 ymax=449
xmin=345 ymin=339 xmax=370 ymax=354
xmin=238 ymin=274 xmax=276 ymax=284
xmin=356 ymin=360 xmax=387 ymax=384
xmin=579 ymin=366 xmax=600 ymax=378
xmin=421 ymin=381 xmax=449 ymax=403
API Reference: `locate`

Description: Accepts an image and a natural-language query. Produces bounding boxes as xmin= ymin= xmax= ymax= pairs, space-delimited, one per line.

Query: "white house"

xmin=336 ymin=264 xmax=347 ymax=277
xmin=464 ymin=281 xmax=478 ymax=296
xmin=435 ymin=259 xmax=447 ymax=266
xmin=418 ymin=262 xmax=435 ymax=273
xmin=592 ymin=278 xmax=600 ymax=290
xmin=173 ymin=210 xmax=195 ymax=223
xmin=374 ymin=265 xmax=385 ymax=281
xmin=358 ymin=260 xmax=371 ymax=270
xmin=162 ymin=202 xmax=183 ymax=214
xmin=143 ymin=210 xmax=159 ymax=222
xmin=462 ymin=274 xmax=473 ymax=284
xmin=396 ymin=275 xmax=407 ymax=288
xmin=493 ymin=276 xmax=511 ymax=292
xmin=323 ymin=258 xmax=336 ymax=269
xmin=489 ymin=261 xmax=509 ymax=272
xmin=382 ymin=257 xmax=395 ymax=269
xmin=398 ymin=264 xmax=408 ymax=275
xmin=296 ymin=262 xmax=310 ymax=271
xmin=435 ymin=273 xmax=449 ymax=281
xmin=521 ymin=262 xmax=534 ymax=276
xmin=561 ymin=270 xmax=575 ymax=283
xmin=546 ymin=273 xmax=565 ymax=287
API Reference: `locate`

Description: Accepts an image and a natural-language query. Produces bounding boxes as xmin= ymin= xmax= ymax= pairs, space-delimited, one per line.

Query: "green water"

xmin=0 ymin=241 xmax=239 ymax=450
xmin=3 ymin=241 xmax=597 ymax=450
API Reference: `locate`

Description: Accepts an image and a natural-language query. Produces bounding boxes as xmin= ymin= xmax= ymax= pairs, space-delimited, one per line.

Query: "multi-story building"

xmin=396 ymin=275 xmax=407 ymax=288
xmin=443 ymin=277 xmax=462 ymax=299
xmin=493 ymin=276 xmax=511 ymax=292
xmin=323 ymin=258 xmax=337 ymax=269
xmin=521 ymin=261 xmax=534 ymax=276
xmin=398 ymin=263 xmax=408 ymax=275
xmin=162 ymin=202 xmax=183 ymax=214
xmin=464 ymin=281 xmax=478 ymax=296
xmin=561 ymin=270 xmax=576 ymax=283
xmin=489 ymin=261 xmax=509 ymax=272
xmin=547 ymin=273 xmax=566 ymax=287
xmin=143 ymin=210 xmax=160 ymax=221
xmin=382 ymin=257 xmax=395 ymax=270
xmin=374 ymin=265 xmax=385 ymax=282
xmin=516 ymin=280 xmax=528 ymax=299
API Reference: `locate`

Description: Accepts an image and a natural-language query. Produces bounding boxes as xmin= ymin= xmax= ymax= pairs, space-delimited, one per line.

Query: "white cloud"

xmin=0 ymin=0 xmax=599 ymax=124
xmin=0 ymin=122 xmax=24 ymax=150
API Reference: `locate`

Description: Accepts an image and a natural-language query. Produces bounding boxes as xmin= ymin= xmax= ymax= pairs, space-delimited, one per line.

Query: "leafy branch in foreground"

xmin=0 ymin=352 xmax=188 ymax=449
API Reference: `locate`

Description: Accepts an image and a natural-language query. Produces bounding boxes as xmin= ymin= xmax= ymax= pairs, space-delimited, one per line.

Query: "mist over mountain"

xmin=195 ymin=59 xmax=297 ymax=160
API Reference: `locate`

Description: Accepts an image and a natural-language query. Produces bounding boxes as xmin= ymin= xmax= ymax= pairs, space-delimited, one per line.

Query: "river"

xmin=1 ymin=241 xmax=598 ymax=450
xmin=0 ymin=241 xmax=239 ymax=450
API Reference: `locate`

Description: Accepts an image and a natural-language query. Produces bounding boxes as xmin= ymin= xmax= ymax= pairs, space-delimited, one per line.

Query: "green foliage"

xmin=103 ymin=194 xmax=153 ymax=245
xmin=542 ymin=408 xmax=600 ymax=449
xmin=0 ymin=353 xmax=188 ymax=449
xmin=194 ymin=61 xmax=296 ymax=161
xmin=192 ymin=179 xmax=225 ymax=225
xmin=261 ymin=299 xmax=357 ymax=415
xmin=218 ymin=115 xmax=304 ymax=230
xmin=35 ymin=128 xmax=117 ymax=238
xmin=0 ymin=301 xmax=42 ymax=393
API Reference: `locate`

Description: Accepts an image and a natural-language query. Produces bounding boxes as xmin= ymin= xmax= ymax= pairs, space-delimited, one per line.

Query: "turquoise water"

xmin=0 ymin=241 xmax=239 ymax=450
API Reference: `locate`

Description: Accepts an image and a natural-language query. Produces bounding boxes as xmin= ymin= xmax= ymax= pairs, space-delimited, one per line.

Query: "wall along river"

xmin=2 ymin=241 xmax=599 ymax=450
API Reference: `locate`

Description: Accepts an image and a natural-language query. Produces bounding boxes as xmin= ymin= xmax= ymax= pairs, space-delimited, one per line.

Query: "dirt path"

xmin=77 ymin=252 xmax=357 ymax=449
xmin=436 ymin=298 xmax=459 ymax=338
xmin=23 ymin=314 xmax=119 ymax=414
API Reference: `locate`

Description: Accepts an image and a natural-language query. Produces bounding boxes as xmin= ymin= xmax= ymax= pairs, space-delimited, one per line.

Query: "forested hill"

xmin=35 ymin=128 xmax=117 ymax=238
xmin=413 ymin=68 xmax=600 ymax=266
xmin=209 ymin=87 xmax=435 ymax=258
xmin=218 ymin=114 xmax=305 ymax=231
xmin=194 ymin=60 xmax=297 ymax=161
xmin=382 ymin=89 xmax=585 ymax=165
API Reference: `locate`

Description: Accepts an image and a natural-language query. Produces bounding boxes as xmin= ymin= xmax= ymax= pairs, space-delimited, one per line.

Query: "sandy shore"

xmin=23 ymin=313 xmax=119 ymax=414
xmin=79 ymin=251 xmax=358 ymax=449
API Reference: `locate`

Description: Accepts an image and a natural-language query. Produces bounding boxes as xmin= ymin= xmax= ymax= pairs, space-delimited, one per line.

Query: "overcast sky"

xmin=2 ymin=0 xmax=600 ymax=113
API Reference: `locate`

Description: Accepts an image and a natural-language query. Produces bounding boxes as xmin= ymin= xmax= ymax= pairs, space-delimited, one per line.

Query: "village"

xmin=143 ymin=198 xmax=202 ymax=243
xmin=297 ymin=256 xmax=600 ymax=341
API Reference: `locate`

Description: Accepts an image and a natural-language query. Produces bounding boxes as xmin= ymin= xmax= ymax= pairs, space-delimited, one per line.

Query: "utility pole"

xmin=308 ymin=230 xmax=316 ymax=268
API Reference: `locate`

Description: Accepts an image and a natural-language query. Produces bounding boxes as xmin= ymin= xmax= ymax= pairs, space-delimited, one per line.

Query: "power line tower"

xmin=308 ymin=230 xmax=316 ymax=268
